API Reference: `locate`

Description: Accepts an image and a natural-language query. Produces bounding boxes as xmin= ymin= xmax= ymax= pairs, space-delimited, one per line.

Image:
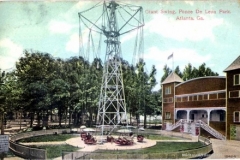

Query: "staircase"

xmin=196 ymin=120 xmax=226 ymax=140
xmin=167 ymin=119 xmax=226 ymax=140
xmin=168 ymin=119 xmax=183 ymax=131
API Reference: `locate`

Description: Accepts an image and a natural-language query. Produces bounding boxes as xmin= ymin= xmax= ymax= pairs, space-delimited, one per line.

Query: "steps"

xmin=196 ymin=120 xmax=226 ymax=140
xmin=169 ymin=119 xmax=183 ymax=130
xmin=167 ymin=119 xmax=226 ymax=140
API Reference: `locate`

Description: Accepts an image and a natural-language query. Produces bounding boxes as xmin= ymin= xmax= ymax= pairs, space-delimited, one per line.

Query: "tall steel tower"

xmin=78 ymin=1 xmax=144 ymax=135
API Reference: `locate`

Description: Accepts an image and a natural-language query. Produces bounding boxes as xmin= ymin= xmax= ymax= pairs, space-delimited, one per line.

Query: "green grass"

xmin=140 ymin=142 xmax=205 ymax=153
xmin=97 ymin=142 xmax=205 ymax=154
xmin=29 ymin=144 xmax=80 ymax=159
xmin=17 ymin=134 xmax=77 ymax=143
xmin=144 ymin=134 xmax=181 ymax=140
xmin=87 ymin=142 xmax=207 ymax=159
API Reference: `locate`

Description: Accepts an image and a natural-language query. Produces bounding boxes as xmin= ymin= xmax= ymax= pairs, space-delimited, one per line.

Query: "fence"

xmin=9 ymin=128 xmax=71 ymax=159
xmin=63 ymin=144 xmax=212 ymax=159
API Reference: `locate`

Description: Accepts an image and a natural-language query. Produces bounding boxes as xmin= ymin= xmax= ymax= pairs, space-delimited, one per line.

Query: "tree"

xmin=122 ymin=60 xmax=140 ymax=125
xmin=161 ymin=63 xmax=219 ymax=82
xmin=132 ymin=60 xmax=158 ymax=128
xmin=175 ymin=66 xmax=183 ymax=78
xmin=161 ymin=65 xmax=172 ymax=82
xmin=0 ymin=69 xmax=7 ymax=134
xmin=15 ymin=50 xmax=55 ymax=127
xmin=11 ymin=49 xmax=161 ymax=130
xmin=182 ymin=63 xmax=219 ymax=81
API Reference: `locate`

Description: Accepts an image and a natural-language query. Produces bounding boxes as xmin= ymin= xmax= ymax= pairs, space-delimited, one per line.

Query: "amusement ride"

xmin=78 ymin=0 xmax=144 ymax=144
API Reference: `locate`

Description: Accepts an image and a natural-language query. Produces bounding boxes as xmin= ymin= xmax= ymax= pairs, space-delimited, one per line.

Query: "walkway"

xmin=19 ymin=141 xmax=66 ymax=146
xmin=208 ymin=138 xmax=240 ymax=159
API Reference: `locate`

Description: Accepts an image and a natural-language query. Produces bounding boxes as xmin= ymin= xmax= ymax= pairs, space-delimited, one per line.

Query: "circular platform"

xmin=66 ymin=136 xmax=156 ymax=152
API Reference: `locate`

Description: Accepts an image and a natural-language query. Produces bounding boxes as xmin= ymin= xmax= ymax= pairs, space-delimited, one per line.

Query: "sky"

xmin=0 ymin=0 xmax=240 ymax=91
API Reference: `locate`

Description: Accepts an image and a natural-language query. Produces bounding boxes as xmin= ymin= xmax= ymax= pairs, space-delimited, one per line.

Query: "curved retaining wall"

xmin=64 ymin=144 xmax=212 ymax=159
xmin=9 ymin=128 xmax=71 ymax=159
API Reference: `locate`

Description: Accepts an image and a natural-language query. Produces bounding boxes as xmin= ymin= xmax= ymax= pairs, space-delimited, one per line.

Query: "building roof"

xmin=161 ymin=72 xmax=184 ymax=85
xmin=224 ymin=55 xmax=240 ymax=72
xmin=175 ymin=76 xmax=225 ymax=87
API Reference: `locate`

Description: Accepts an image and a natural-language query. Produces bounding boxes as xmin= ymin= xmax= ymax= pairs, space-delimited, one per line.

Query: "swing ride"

xmin=78 ymin=0 xmax=145 ymax=144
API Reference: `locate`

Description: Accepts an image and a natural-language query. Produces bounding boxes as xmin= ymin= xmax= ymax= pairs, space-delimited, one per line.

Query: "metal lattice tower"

xmin=78 ymin=1 xmax=144 ymax=135
xmin=97 ymin=1 xmax=126 ymax=133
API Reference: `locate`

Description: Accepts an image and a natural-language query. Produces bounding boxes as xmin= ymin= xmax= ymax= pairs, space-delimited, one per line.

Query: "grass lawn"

xmin=144 ymin=134 xmax=181 ymax=140
xmin=139 ymin=142 xmax=205 ymax=153
xmin=29 ymin=144 xmax=80 ymax=159
xmin=85 ymin=142 xmax=207 ymax=159
xmin=17 ymin=134 xmax=77 ymax=143
xmin=96 ymin=142 xmax=205 ymax=154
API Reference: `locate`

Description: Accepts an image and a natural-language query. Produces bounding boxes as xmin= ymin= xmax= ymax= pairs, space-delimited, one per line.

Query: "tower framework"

xmin=97 ymin=1 xmax=127 ymax=133
xmin=78 ymin=1 xmax=144 ymax=135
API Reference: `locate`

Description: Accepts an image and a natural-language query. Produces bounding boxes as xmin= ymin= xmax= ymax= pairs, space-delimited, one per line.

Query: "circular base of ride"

xmin=66 ymin=135 xmax=156 ymax=151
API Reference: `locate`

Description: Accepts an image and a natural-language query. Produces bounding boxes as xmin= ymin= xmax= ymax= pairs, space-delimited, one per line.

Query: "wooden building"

xmin=161 ymin=55 xmax=240 ymax=140
xmin=224 ymin=56 xmax=240 ymax=140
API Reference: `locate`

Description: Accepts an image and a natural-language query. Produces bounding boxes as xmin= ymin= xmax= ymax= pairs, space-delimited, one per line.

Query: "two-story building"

xmin=224 ymin=56 xmax=240 ymax=140
xmin=161 ymin=55 xmax=240 ymax=140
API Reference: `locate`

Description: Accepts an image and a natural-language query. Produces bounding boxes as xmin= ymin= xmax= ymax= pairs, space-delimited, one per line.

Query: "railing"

xmin=170 ymin=119 xmax=183 ymax=130
xmin=196 ymin=120 xmax=226 ymax=140
xmin=9 ymin=128 xmax=72 ymax=159
xmin=167 ymin=119 xmax=190 ymax=131
xmin=166 ymin=119 xmax=226 ymax=140
xmin=9 ymin=140 xmax=46 ymax=159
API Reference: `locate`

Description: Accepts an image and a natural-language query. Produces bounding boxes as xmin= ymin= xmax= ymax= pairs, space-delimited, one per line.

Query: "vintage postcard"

xmin=0 ymin=0 xmax=240 ymax=159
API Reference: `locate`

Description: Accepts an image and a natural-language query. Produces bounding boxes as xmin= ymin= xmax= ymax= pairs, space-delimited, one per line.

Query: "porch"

xmin=175 ymin=107 xmax=226 ymax=125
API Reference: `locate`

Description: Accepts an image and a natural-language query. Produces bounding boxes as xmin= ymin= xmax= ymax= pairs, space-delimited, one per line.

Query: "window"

xmin=234 ymin=111 xmax=240 ymax=122
xmin=165 ymin=112 xmax=171 ymax=119
xmin=176 ymin=97 xmax=182 ymax=102
xmin=163 ymin=97 xmax=173 ymax=103
xmin=203 ymin=94 xmax=208 ymax=100
xmin=165 ymin=86 xmax=171 ymax=95
xmin=188 ymin=96 xmax=194 ymax=101
xmin=234 ymin=74 xmax=240 ymax=85
xmin=218 ymin=92 xmax=226 ymax=99
xmin=163 ymin=98 xmax=168 ymax=103
xmin=229 ymin=90 xmax=240 ymax=98
xmin=198 ymin=95 xmax=203 ymax=101
xmin=193 ymin=95 xmax=198 ymax=101
xmin=209 ymin=93 xmax=217 ymax=100
xmin=182 ymin=96 xmax=188 ymax=102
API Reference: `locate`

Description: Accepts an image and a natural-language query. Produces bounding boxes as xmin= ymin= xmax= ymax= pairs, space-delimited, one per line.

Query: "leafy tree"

xmin=161 ymin=63 xmax=219 ymax=82
xmin=10 ymin=49 xmax=161 ymax=130
xmin=175 ymin=66 xmax=183 ymax=78
xmin=161 ymin=65 xmax=172 ymax=82
xmin=122 ymin=62 xmax=136 ymax=124
xmin=182 ymin=63 xmax=198 ymax=81
xmin=182 ymin=63 xmax=218 ymax=81
xmin=0 ymin=69 xmax=7 ymax=134
xmin=132 ymin=60 xmax=158 ymax=128
xmin=86 ymin=58 xmax=103 ymax=126
xmin=15 ymin=50 xmax=55 ymax=127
